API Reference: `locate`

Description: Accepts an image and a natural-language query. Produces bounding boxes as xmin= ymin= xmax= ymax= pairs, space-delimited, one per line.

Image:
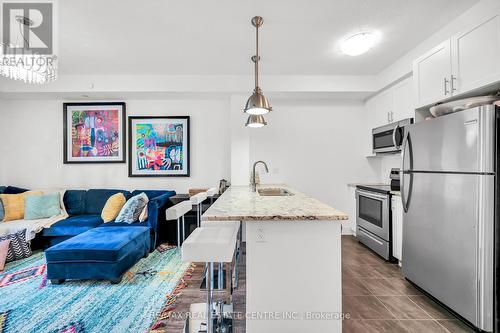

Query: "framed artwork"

xmin=128 ymin=116 xmax=190 ymax=177
xmin=63 ymin=102 xmax=126 ymax=164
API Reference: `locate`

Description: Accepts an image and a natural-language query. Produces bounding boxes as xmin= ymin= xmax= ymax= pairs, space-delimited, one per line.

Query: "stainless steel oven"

xmin=356 ymin=188 xmax=392 ymax=260
xmin=372 ymin=118 xmax=413 ymax=154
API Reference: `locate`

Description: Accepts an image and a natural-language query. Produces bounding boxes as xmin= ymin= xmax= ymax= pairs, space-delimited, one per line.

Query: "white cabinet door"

xmin=393 ymin=78 xmax=414 ymax=121
xmin=391 ymin=196 xmax=403 ymax=261
xmin=413 ymin=40 xmax=452 ymax=108
xmin=451 ymin=12 xmax=500 ymax=94
xmin=375 ymin=88 xmax=394 ymax=126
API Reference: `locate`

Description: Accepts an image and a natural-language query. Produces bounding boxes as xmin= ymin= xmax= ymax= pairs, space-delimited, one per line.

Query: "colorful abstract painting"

xmin=63 ymin=103 xmax=126 ymax=163
xmin=128 ymin=116 xmax=190 ymax=177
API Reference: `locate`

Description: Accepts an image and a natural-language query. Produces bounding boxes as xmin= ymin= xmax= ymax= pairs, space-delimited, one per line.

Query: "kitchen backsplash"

xmin=378 ymin=154 xmax=401 ymax=183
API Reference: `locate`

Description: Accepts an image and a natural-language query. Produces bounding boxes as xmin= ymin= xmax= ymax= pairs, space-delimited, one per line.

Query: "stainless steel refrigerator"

xmin=401 ymin=105 xmax=497 ymax=332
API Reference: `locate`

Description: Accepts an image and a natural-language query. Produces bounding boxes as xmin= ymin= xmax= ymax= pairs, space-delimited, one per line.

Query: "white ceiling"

xmin=56 ymin=0 xmax=477 ymax=76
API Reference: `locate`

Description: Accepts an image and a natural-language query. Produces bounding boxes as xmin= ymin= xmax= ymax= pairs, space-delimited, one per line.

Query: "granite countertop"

xmin=202 ymin=184 xmax=348 ymax=222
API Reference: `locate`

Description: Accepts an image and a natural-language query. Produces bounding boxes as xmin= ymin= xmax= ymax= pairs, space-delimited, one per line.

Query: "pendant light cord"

xmin=254 ymin=23 xmax=259 ymax=91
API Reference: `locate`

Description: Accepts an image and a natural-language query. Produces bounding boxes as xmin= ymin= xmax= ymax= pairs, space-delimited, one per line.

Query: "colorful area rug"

xmin=0 ymin=246 xmax=190 ymax=333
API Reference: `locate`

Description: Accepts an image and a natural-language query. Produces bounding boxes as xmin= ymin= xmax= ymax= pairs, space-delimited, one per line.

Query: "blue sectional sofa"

xmin=37 ymin=188 xmax=176 ymax=249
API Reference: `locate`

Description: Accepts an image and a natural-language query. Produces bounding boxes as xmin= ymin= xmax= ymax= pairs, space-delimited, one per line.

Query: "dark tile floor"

xmin=342 ymin=236 xmax=474 ymax=333
xmin=160 ymin=236 xmax=475 ymax=333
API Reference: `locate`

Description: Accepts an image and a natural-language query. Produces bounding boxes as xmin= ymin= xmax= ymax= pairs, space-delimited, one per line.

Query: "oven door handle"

xmin=355 ymin=189 xmax=389 ymax=200
xmin=392 ymin=124 xmax=400 ymax=149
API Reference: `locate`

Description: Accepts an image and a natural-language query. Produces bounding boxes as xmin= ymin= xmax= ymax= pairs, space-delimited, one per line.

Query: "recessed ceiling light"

xmin=340 ymin=32 xmax=380 ymax=56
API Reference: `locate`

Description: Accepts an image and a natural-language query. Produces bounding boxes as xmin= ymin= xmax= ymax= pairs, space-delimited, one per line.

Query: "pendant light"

xmin=245 ymin=115 xmax=267 ymax=128
xmin=245 ymin=16 xmax=272 ymax=127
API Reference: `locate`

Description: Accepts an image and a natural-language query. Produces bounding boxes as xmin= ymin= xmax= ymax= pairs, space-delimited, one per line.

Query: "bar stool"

xmin=206 ymin=187 xmax=218 ymax=205
xmin=201 ymin=220 xmax=241 ymax=290
xmin=190 ymin=192 xmax=207 ymax=228
xmin=182 ymin=226 xmax=238 ymax=333
xmin=165 ymin=200 xmax=192 ymax=246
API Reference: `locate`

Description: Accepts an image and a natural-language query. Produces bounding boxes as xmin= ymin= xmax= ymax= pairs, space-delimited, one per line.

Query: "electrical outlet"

xmin=256 ymin=227 xmax=266 ymax=243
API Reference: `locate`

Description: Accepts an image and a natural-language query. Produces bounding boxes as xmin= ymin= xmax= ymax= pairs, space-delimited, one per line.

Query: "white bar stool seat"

xmin=201 ymin=220 xmax=241 ymax=290
xmin=182 ymin=227 xmax=237 ymax=263
xmin=206 ymin=187 xmax=218 ymax=204
xmin=165 ymin=200 xmax=192 ymax=246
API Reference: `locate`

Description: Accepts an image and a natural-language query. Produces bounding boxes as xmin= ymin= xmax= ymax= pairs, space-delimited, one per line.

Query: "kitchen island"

xmin=202 ymin=184 xmax=348 ymax=333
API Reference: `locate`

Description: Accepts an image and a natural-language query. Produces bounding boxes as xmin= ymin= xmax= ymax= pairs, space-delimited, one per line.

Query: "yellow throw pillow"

xmin=101 ymin=193 xmax=127 ymax=223
xmin=0 ymin=191 xmax=43 ymax=222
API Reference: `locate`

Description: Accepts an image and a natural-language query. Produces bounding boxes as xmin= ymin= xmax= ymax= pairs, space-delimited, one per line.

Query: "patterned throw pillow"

xmin=0 ymin=198 xmax=4 ymax=222
xmin=24 ymin=192 xmax=62 ymax=220
xmin=115 ymin=193 xmax=149 ymax=224
xmin=0 ymin=186 xmax=5 ymax=221
xmin=0 ymin=229 xmax=32 ymax=262
xmin=0 ymin=239 xmax=10 ymax=271
xmin=0 ymin=191 xmax=43 ymax=222
xmin=138 ymin=205 xmax=148 ymax=222
xmin=101 ymin=193 xmax=127 ymax=223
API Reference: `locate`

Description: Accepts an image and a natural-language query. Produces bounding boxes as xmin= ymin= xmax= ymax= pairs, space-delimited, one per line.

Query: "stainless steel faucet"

xmin=251 ymin=160 xmax=269 ymax=192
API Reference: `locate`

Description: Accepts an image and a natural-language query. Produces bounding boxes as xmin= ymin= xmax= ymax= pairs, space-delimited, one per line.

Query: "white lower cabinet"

xmin=391 ymin=195 xmax=403 ymax=263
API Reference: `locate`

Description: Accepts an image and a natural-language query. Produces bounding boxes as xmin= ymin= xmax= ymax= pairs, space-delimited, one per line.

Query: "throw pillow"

xmin=0 ymin=229 xmax=32 ymax=262
xmin=0 ymin=198 xmax=4 ymax=222
xmin=0 ymin=191 xmax=43 ymax=222
xmin=138 ymin=205 xmax=148 ymax=222
xmin=115 ymin=193 xmax=149 ymax=224
xmin=0 ymin=239 xmax=9 ymax=271
xmin=101 ymin=193 xmax=127 ymax=223
xmin=24 ymin=192 xmax=62 ymax=220
xmin=32 ymin=188 xmax=69 ymax=217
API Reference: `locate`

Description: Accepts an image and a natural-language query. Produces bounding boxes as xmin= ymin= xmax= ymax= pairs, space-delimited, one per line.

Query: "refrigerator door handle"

xmin=400 ymin=131 xmax=411 ymax=213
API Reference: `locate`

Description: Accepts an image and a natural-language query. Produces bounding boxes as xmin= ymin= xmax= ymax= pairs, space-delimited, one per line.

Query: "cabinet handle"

xmin=391 ymin=111 xmax=394 ymax=122
xmin=387 ymin=112 xmax=390 ymax=123
xmin=443 ymin=77 xmax=450 ymax=95
xmin=451 ymin=75 xmax=457 ymax=92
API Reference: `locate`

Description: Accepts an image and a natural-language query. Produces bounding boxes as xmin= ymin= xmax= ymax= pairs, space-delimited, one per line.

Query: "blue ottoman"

xmin=45 ymin=226 xmax=150 ymax=284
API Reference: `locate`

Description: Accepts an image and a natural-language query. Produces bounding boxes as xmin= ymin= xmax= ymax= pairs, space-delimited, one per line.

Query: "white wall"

xmin=0 ymin=99 xmax=230 ymax=193
xmin=248 ymin=100 xmax=379 ymax=233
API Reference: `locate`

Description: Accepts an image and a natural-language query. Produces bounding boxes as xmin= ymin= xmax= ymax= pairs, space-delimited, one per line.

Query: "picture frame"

xmin=128 ymin=116 xmax=190 ymax=177
xmin=63 ymin=102 xmax=126 ymax=164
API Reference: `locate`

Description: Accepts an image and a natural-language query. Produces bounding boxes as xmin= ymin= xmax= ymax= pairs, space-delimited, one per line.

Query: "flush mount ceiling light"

xmin=244 ymin=16 xmax=272 ymax=127
xmin=245 ymin=114 xmax=268 ymax=128
xmin=340 ymin=32 xmax=380 ymax=56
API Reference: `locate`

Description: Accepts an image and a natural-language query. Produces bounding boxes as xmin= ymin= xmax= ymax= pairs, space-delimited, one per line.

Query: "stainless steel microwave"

xmin=372 ymin=118 xmax=413 ymax=154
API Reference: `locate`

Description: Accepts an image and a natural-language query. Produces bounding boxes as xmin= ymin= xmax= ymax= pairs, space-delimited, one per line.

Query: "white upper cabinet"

xmin=451 ymin=12 xmax=500 ymax=94
xmin=413 ymin=40 xmax=453 ymax=108
xmin=375 ymin=88 xmax=394 ymax=125
xmin=413 ymin=8 xmax=500 ymax=108
xmin=393 ymin=78 xmax=414 ymax=121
